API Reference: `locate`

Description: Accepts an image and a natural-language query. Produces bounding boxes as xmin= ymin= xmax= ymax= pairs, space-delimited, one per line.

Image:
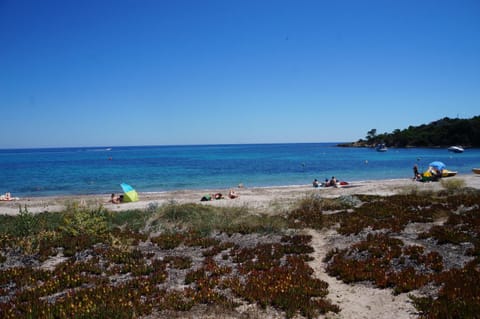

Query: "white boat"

xmin=448 ymin=146 xmax=464 ymax=153
xmin=375 ymin=143 xmax=387 ymax=152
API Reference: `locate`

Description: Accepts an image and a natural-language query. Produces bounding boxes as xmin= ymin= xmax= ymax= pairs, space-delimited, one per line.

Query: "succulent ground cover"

xmin=0 ymin=206 xmax=338 ymax=319
xmin=1 ymin=187 xmax=479 ymax=318
xmin=319 ymin=191 xmax=480 ymax=318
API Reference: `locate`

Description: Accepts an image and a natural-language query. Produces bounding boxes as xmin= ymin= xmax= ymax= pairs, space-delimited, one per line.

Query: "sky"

xmin=0 ymin=0 xmax=479 ymax=148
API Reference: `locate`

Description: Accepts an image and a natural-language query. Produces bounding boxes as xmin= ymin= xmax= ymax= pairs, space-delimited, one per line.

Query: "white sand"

xmin=1 ymin=174 xmax=479 ymax=216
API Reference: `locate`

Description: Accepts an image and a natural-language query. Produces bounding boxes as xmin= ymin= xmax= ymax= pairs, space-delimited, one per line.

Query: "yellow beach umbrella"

xmin=120 ymin=183 xmax=139 ymax=202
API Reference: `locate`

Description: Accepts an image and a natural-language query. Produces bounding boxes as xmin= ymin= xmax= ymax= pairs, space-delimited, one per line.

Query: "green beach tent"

xmin=120 ymin=183 xmax=139 ymax=202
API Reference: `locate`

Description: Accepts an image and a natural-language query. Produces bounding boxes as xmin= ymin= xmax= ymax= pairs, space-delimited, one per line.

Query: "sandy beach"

xmin=2 ymin=174 xmax=480 ymax=216
xmin=1 ymin=174 xmax=480 ymax=319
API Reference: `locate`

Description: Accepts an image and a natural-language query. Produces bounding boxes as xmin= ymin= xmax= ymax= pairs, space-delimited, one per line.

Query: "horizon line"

xmin=0 ymin=141 xmax=349 ymax=151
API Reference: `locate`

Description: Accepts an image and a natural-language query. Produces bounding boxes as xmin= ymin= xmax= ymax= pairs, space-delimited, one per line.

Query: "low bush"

xmin=440 ymin=178 xmax=466 ymax=192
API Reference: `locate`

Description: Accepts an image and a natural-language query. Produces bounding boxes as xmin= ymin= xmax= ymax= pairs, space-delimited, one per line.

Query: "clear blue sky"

xmin=1 ymin=0 xmax=479 ymax=148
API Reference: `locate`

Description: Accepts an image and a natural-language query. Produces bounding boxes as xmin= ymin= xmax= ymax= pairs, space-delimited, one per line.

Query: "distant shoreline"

xmin=337 ymin=142 xmax=478 ymax=149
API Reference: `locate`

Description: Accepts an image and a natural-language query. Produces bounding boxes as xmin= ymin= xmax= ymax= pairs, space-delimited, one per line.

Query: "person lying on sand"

xmin=201 ymin=193 xmax=224 ymax=201
xmin=0 ymin=192 xmax=18 ymax=201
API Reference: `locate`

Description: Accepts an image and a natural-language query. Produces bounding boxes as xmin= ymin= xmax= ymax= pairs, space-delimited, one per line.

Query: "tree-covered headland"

xmin=340 ymin=116 xmax=480 ymax=148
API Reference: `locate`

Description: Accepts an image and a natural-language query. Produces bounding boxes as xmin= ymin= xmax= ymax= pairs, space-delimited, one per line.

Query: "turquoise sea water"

xmin=0 ymin=143 xmax=479 ymax=197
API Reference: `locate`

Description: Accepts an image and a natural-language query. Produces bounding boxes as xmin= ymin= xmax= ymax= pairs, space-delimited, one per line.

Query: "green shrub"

xmin=59 ymin=206 xmax=108 ymax=238
xmin=15 ymin=205 xmax=38 ymax=237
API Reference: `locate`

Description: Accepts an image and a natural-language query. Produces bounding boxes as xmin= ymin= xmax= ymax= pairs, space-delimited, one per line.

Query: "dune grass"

xmin=440 ymin=177 xmax=466 ymax=192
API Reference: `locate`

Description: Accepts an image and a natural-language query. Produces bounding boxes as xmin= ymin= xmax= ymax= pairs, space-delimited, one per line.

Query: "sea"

xmin=0 ymin=143 xmax=479 ymax=197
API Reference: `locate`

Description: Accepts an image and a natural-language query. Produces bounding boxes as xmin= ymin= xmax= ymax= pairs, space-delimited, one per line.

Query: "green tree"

xmin=366 ymin=129 xmax=377 ymax=141
xmin=355 ymin=116 xmax=480 ymax=147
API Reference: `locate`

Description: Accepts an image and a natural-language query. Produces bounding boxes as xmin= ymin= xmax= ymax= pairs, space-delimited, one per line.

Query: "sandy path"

xmin=307 ymin=229 xmax=417 ymax=319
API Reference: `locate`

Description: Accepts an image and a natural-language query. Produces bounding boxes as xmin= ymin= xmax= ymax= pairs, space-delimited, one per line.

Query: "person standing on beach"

xmin=413 ymin=164 xmax=421 ymax=181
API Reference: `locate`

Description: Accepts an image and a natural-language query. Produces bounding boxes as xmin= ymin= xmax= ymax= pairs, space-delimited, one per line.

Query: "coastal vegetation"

xmin=1 ymin=186 xmax=480 ymax=318
xmin=340 ymin=115 xmax=480 ymax=148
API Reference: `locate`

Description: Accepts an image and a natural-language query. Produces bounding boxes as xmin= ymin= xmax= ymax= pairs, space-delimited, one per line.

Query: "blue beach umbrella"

xmin=429 ymin=161 xmax=446 ymax=171
xmin=120 ymin=183 xmax=139 ymax=202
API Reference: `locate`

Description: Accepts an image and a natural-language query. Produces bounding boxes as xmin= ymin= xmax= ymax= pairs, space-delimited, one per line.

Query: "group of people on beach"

xmin=108 ymin=188 xmax=239 ymax=204
xmin=201 ymin=189 xmax=239 ymax=201
xmin=413 ymin=164 xmax=442 ymax=182
xmin=313 ymin=176 xmax=341 ymax=188
xmin=311 ymin=163 xmax=445 ymax=188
